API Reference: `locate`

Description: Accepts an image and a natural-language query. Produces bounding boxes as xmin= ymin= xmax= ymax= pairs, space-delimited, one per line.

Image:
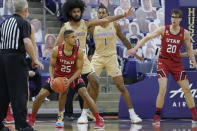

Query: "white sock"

xmin=129 ymin=108 xmax=136 ymax=116
xmin=81 ymin=109 xmax=88 ymax=116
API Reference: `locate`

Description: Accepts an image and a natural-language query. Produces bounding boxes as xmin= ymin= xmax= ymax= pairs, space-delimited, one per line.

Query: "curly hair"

xmin=62 ymin=0 xmax=86 ymax=20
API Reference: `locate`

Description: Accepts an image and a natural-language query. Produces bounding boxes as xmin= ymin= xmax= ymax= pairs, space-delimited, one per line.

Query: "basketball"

xmin=51 ymin=77 xmax=67 ymax=93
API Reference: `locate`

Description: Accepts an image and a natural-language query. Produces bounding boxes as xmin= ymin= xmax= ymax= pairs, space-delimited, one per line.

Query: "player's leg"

xmin=106 ymin=55 xmax=142 ymax=123
xmin=29 ymin=83 xmax=52 ymax=126
xmin=153 ymin=77 xmax=168 ymax=125
xmin=174 ymin=69 xmax=197 ymax=123
xmin=113 ymin=75 xmax=142 ymax=123
xmin=87 ymin=72 xmax=100 ymax=102
xmin=177 ymin=79 xmax=197 ymax=123
xmin=78 ymin=56 xmax=103 ymax=123
xmin=64 ymin=88 xmax=75 ymax=121
xmin=153 ymin=59 xmax=169 ymax=125
xmin=56 ymin=89 xmax=68 ymax=128
xmin=84 ymin=55 xmax=101 ymax=103
xmin=79 ymin=73 xmax=89 ymax=109
xmin=78 ymin=87 xmax=104 ymax=129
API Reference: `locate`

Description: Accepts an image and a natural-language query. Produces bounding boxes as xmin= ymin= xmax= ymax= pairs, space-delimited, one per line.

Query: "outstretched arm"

xmin=181 ymin=49 xmax=197 ymax=57
xmin=126 ymin=26 xmax=165 ymax=57
xmin=183 ymin=30 xmax=197 ymax=69
xmin=114 ymin=22 xmax=144 ymax=61
xmin=49 ymin=46 xmax=58 ymax=80
xmin=86 ymin=7 xmax=135 ymax=27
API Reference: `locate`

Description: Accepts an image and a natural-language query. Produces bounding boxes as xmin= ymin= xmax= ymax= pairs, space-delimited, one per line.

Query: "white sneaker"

xmin=77 ymin=124 xmax=88 ymax=131
xmin=44 ymin=97 xmax=50 ymax=102
xmin=130 ymin=124 xmax=142 ymax=131
xmin=130 ymin=114 xmax=142 ymax=124
xmin=77 ymin=115 xmax=88 ymax=124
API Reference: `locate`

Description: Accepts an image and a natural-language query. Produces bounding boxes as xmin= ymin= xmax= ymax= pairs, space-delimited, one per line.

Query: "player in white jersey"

xmin=55 ymin=0 xmax=135 ymax=125
xmin=77 ymin=4 xmax=143 ymax=124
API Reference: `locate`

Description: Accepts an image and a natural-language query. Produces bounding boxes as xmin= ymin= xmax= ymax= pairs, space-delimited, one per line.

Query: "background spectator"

xmin=42 ymin=34 xmax=56 ymax=58
xmin=134 ymin=8 xmax=149 ymax=33
xmin=119 ymin=0 xmax=131 ymax=12
xmin=155 ymin=8 xmax=164 ymax=26
xmin=114 ymin=7 xmax=129 ymax=31
xmin=126 ymin=22 xmax=144 ymax=47
xmin=142 ymin=22 xmax=159 ymax=59
xmin=3 ymin=0 xmax=14 ymax=15
xmin=131 ymin=0 xmax=140 ymax=8
xmin=141 ymin=0 xmax=157 ymax=19
xmin=30 ymin=19 xmax=43 ymax=43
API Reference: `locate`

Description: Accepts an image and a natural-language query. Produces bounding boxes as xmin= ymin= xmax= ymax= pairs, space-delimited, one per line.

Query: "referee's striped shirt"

xmin=0 ymin=14 xmax=31 ymax=54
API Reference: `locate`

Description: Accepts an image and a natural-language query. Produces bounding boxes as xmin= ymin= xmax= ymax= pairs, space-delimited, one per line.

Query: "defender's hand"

xmin=126 ymin=48 xmax=137 ymax=57
xmin=124 ymin=7 xmax=135 ymax=18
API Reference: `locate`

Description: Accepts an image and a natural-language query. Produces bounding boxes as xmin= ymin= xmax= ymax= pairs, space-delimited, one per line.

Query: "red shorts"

xmin=157 ymin=58 xmax=187 ymax=81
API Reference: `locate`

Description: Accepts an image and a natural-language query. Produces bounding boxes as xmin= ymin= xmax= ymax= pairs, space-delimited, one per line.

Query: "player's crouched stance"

xmin=28 ymin=30 xmax=104 ymax=129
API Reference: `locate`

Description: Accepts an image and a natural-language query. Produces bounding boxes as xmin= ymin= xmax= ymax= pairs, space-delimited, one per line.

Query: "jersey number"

xmin=167 ymin=44 xmax=177 ymax=53
xmin=61 ymin=65 xmax=71 ymax=73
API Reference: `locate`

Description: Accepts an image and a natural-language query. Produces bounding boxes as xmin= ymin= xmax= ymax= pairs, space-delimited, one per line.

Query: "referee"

xmin=0 ymin=0 xmax=43 ymax=131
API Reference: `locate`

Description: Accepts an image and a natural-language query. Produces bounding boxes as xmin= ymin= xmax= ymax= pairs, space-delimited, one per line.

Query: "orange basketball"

xmin=51 ymin=77 xmax=67 ymax=93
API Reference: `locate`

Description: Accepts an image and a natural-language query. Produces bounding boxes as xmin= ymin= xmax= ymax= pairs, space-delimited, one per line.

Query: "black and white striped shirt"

xmin=0 ymin=14 xmax=31 ymax=54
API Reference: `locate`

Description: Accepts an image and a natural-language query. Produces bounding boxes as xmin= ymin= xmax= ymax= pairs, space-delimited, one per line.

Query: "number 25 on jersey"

xmin=167 ymin=44 xmax=177 ymax=53
xmin=61 ymin=65 xmax=71 ymax=73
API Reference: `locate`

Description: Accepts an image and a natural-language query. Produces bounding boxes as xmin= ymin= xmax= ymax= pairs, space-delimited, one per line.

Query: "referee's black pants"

xmin=0 ymin=54 xmax=29 ymax=130
xmin=64 ymin=73 xmax=89 ymax=117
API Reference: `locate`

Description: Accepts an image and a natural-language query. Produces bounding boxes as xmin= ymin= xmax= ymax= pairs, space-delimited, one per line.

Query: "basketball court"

xmin=4 ymin=118 xmax=197 ymax=131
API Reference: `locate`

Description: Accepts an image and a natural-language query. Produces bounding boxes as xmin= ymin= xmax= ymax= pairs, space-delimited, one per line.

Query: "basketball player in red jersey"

xmin=126 ymin=9 xmax=197 ymax=125
xmin=29 ymin=30 xmax=104 ymax=129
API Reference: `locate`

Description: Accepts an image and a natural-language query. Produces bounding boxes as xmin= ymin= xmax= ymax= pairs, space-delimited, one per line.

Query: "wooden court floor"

xmin=5 ymin=118 xmax=197 ymax=131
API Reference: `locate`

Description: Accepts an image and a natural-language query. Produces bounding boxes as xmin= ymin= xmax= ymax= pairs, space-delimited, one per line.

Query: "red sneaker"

xmin=94 ymin=117 xmax=104 ymax=129
xmin=152 ymin=115 xmax=161 ymax=125
xmin=192 ymin=115 xmax=197 ymax=124
xmin=29 ymin=117 xmax=35 ymax=126
xmin=5 ymin=107 xmax=14 ymax=124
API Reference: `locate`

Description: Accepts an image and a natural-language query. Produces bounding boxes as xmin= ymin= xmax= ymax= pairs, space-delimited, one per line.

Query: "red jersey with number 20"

xmin=160 ymin=25 xmax=184 ymax=63
xmin=54 ymin=44 xmax=78 ymax=79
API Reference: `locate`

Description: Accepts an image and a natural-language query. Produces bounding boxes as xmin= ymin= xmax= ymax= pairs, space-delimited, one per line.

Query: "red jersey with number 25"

xmin=160 ymin=25 xmax=184 ymax=63
xmin=54 ymin=44 xmax=78 ymax=79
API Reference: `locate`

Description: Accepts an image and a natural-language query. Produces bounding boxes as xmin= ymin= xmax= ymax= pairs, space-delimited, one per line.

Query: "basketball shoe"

xmin=5 ymin=106 xmax=14 ymax=124
xmin=56 ymin=112 xmax=64 ymax=128
xmin=152 ymin=115 xmax=161 ymax=125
